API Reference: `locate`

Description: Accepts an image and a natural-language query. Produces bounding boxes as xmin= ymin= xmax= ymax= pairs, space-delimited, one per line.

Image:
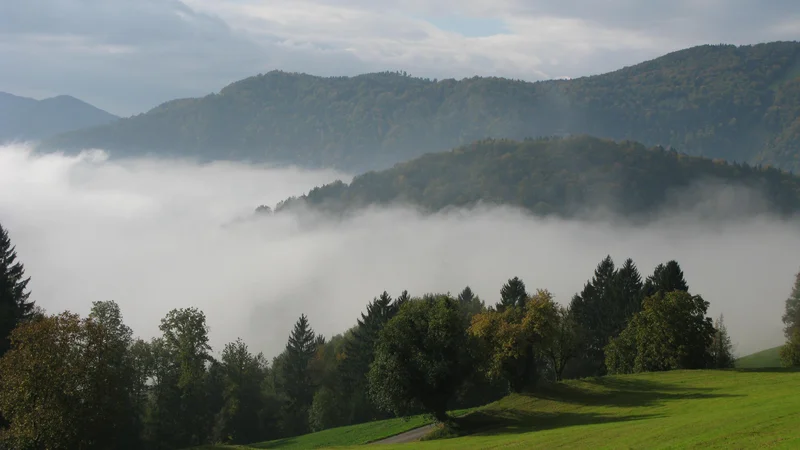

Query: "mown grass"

xmin=202 ymin=368 xmax=800 ymax=449
xmin=736 ymin=346 xmax=783 ymax=368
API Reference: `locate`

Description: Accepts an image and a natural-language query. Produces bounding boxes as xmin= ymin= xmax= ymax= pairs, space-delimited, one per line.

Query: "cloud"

xmin=0 ymin=143 xmax=797 ymax=359
xmin=1 ymin=0 xmax=798 ymax=115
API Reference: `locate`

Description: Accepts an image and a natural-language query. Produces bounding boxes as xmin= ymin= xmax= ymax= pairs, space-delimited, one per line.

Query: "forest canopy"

xmin=41 ymin=42 xmax=800 ymax=172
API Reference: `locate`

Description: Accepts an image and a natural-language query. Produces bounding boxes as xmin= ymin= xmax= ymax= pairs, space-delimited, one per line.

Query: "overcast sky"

xmin=1 ymin=0 xmax=798 ymax=115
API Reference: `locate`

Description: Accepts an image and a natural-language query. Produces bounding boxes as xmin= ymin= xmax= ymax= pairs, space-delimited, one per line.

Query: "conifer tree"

xmin=0 ymin=223 xmax=35 ymax=357
xmin=457 ymin=286 xmax=485 ymax=323
xmin=340 ymin=292 xmax=399 ymax=423
xmin=499 ymin=277 xmax=528 ymax=310
xmin=281 ymin=314 xmax=318 ymax=435
xmin=643 ymin=260 xmax=689 ymax=297
xmin=709 ymin=315 xmax=735 ymax=369
xmin=570 ymin=255 xmax=618 ymax=374
xmin=394 ymin=290 xmax=410 ymax=310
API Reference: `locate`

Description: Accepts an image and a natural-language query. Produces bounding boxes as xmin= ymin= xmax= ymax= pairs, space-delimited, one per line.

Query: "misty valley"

xmin=1 ymin=37 xmax=800 ymax=450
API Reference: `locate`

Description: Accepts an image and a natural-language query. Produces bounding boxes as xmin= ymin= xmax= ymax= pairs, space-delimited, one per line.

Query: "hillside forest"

xmin=268 ymin=136 xmax=800 ymax=220
xmin=2 ymin=220 xmax=799 ymax=449
xmin=41 ymin=42 xmax=800 ymax=173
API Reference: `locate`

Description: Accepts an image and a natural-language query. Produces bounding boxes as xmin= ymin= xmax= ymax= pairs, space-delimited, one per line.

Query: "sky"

xmin=1 ymin=0 xmax=798 ymax=115
xmin=1 ymin=143 xmax=797 ymax=359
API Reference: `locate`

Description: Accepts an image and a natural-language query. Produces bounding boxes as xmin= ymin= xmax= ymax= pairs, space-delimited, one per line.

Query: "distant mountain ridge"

xmin=40 ymin=41 xmax=800 ymax=172
xmin=0 ymin=92 xmax=119 ymax=142
xmin=269 ymin=136 xmax=800 ymax=220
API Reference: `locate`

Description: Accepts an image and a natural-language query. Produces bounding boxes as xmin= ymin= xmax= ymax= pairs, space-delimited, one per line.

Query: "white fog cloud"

xmin=0 ymin=143 xmax=797 ymax=358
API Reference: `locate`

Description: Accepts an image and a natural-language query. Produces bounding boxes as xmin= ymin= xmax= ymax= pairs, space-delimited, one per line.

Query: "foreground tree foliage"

xmin=0 ymin=304 xmax=140 ymax=450
xmin=780 ymin=270 xmax=800 ymax=367
xmin=0 ymin=223 xmax=36 ymax=358
xmin=368 ymin=295 xmax=473 ymax=422
xmin=605 ymin=291 xmax=716 ymax=374
xmin=470 ymin=290 xmax=558 ymax=392
xmin=0 ymin=251 xmax=771 ymax=448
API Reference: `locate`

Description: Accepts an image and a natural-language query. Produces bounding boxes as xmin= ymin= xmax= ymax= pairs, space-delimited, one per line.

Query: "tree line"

xmin=9 ymin=221 xmax=800 ymax=450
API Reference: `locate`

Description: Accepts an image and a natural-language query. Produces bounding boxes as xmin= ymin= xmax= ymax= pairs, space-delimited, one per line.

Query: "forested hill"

xmin=41 ymin=42 xmax=800 ymax=172
xmin=0 ymin=92 xmax=118 ymax=142
xmin=269 ymin=136 xmax=800 ymax=219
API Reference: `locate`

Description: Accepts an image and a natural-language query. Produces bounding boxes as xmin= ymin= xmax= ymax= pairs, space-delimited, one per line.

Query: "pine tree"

xmin=643 ymin=260 xmax=689 ymax=297
xmin=457 ymin=286 xmax=485 ymax=323
xmin=570 ymin=256 xmax=628 ymax=376
xmin=499 ymin=277 xmax=528 ymax=310
xmin=340 ymin=292 xmax=400 ymax=424
xmin=613 ymin=258 xmax=644 ymax=333
xmin=0 ymin=223 xmax=35 ymax=357
xmin=281 ymin=314 xmax=318 ymax=435
xmin=709 ymin=314 xmax=735 ymax=369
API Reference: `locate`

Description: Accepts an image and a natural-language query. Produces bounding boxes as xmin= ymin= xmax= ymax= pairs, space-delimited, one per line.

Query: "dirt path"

xmin=372 ymin=424 xmax=436 ymax=444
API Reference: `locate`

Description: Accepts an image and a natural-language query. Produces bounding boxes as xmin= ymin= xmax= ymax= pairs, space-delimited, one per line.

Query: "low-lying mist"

xmin=1 ymin=144 xmax=797 ymax=358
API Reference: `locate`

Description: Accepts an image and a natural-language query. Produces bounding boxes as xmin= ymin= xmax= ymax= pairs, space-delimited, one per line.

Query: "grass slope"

xmin=736 ymin=346 xmax=783 ymax=368
xmin=207 ymin=369 xmax=800 ymax=449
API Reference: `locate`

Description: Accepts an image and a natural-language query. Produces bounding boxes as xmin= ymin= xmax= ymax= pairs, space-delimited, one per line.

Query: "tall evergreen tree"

xmin=615 ymin=258 xmax=644 ymax=323
xmin=394 ymin=290 xmax=410 ymax=310
xmin=457 ymin=286 xmax=486 ymax=324
xmin=643 ymin=260 xmax=689 ymax=297
xmin=570 ymin=256 xmax=618 ymax=375
xmin=709 ymin=315 xmax=735 ymax=369
xmin=499 ymin=277 xmax=528 ymax=310
xmin=281 ymin=314 xmax=318 ymax=435
xmin=340 ymin=292 xmax=399 ymax=424
xmin=0 ymin=223 xmax=35 ymax=357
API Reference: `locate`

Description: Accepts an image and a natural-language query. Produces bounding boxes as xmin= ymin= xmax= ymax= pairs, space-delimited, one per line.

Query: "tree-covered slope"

xmin=0 ymin=92 xmax=119 ymax=142
xmin=270 ymin=136 xmax=800 ymax=219
xmin=42 ymin=42 xmax=800 ymax=172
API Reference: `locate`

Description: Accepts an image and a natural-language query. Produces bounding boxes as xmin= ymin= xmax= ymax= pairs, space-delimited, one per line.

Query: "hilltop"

xmin=0 ymin=92 xmax=119 ymax=142
xmin=41 ymin=42 xmax=800 ymax=172
xmin=270 ymin=135 xmax=800 ymax=220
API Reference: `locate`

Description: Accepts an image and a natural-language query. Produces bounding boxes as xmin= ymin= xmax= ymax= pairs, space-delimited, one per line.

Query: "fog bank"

xmin=1 ymin=144 xmax=797 ymax=358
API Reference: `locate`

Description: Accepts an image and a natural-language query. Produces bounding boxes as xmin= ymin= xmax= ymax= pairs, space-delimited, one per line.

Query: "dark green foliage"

xmin=570 ymin=256 xmax=644 ymax=376
xmin=709 ymin=315 xmax=735 ymax=369
xmin=499 ymin=277 xmax=528 ymax=310
xmin=0 ymin=223 xmax=35 ymax=358
xmin=0 ymin=307 xmax=141 ymax=450
xmin=546 ymin=305 xmax=582 ymax=382
xmin=339 ymin=292 xmax=401 ymax=424
xmin=43 ymin=43 xmax=800 ymax=172
xmin=368 ymin=295 xmax=473 ymax=422
xmin=273 ymin=136 xmax=800 ymax=220
xmin=780 ymin=270 xmax=800 ymax=367
xmin=146 ymin=308 xmax=213 ymax=448
xmin=643 ymin=260 xmax=690 ymax=297
xmin=457 ymin=286 xmax=486 ymax=323
xmin=280 ymin=315 xmax=318 ymax=436
xmin=605 ymin=291 xmax=716 ymax=374
xmin=213 ymin=339 xmax=269 ymax=444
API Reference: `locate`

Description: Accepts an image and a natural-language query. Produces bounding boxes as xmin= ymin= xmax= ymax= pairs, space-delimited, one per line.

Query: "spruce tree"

xmin=340 ymin=292 xmax=399 ymax=423
xmin=614 ymin=258 xmax=644 ymax=330
xmin=0 ymin=223 xmax=35 ymax=357
xmin=281 ymin=314 xmax=318 ymax=435
xmin=457 ymin=286 xmax=485 ymax=323
xmin=643 ymin=260 xmax=689 ymax=297
xmin=710 ymin=314 xmax=735 ymax=369
xmin=499 ymin=277 xmax=528 ymax=310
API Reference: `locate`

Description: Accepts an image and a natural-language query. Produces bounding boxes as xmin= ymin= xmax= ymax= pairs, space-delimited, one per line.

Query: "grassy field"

xmin=203 ymin=368 xmax=800 ymax=449
xmin=736 ymin=346 xmax=783 ymax=368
